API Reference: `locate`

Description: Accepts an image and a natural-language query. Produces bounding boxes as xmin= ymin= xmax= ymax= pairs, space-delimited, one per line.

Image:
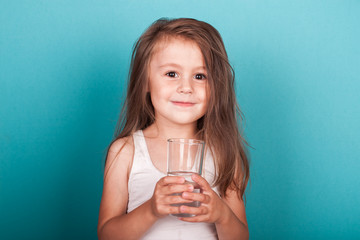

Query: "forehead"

xmin=150 ymin=36 xmax=205 ymax=69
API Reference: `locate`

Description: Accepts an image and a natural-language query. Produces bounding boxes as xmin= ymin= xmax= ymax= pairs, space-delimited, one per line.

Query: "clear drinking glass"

xmin=167 ymin=138 xmax=205 ymax=217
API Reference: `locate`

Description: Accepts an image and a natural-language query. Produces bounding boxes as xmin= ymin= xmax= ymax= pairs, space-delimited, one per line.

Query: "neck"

xmin=144 ymin=121 xmax=198 ymax=140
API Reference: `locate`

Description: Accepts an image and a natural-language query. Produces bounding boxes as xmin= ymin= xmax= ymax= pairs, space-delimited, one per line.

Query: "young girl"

xmin=98 ymin=18 xmax=250 ymax=240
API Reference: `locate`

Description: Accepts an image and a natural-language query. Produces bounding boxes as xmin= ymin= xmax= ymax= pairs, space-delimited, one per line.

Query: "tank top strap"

xmin=127 ymin=130 xmax=166 ymax=214
xmin=131 ymin=130 xmax=157 ymax=172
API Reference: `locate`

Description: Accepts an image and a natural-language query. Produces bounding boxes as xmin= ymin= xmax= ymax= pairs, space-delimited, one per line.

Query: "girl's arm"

xmin=98 ymin=137 xmax=154 ymax=240
xmin=216 ymin=188 xmax=249 ymax=239
xmin=97 ymin=137 xmax=193 ymax=240
xmin=179 ymin=174 xmax=249 ymax=240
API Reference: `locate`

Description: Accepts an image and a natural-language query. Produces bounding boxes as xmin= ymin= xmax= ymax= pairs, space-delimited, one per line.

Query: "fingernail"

xmin=188 ymin=185 xmax=193 ymax=191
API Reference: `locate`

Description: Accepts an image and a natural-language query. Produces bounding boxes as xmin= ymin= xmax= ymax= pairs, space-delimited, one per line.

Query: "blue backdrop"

xmin=1 ymin=1 xmax=359 ymax=239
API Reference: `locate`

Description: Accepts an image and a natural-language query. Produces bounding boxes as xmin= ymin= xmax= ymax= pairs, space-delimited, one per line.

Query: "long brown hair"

xmin=111 ymin=18 xmax=249 ymax=199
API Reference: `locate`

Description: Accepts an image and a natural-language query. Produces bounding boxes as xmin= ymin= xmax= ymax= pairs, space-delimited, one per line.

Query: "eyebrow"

xmin=158 ymin=63 xmax=206 ymax=71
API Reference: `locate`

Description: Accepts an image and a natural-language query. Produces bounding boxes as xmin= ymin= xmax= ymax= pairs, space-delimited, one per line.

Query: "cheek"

xmin=197 ymin=88 xmax=209 ymax=115
xmin=150 ymin=83 xmax=172 ymax=102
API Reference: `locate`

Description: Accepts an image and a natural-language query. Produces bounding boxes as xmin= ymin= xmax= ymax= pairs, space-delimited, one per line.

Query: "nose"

xmin=177 ymin=76 xmax=193 ymax=94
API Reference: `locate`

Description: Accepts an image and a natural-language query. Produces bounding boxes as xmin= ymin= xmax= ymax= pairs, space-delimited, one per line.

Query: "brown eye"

xmin=166 ymin=72 xmax=178 ymax=78
xmin=195 ymin=74 xmax=206 ymax=80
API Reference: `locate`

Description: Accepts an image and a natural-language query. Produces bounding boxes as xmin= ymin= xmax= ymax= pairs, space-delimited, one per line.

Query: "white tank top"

xmin=127 ymin=130 xmax=219 ymax=240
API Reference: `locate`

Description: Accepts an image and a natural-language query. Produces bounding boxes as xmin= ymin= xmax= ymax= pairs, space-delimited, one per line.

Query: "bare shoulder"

xmin=107 ymin=136 xmax=134 ymax=163
xmin=223 ymin=188 xmax=248 ymax=227
xmin=98 ymin=135 xmax=135 ymax=232
xmin=104 ymin=136 xmax=135 ymax=180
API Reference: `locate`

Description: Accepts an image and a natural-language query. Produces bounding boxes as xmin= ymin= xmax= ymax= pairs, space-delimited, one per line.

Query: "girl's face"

xmin=148 ymin=37 xmax=208 ymax=127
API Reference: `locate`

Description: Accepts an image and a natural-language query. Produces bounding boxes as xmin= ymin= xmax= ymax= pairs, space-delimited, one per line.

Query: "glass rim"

xmin=167 ymin=138 xmax=204 ymax=145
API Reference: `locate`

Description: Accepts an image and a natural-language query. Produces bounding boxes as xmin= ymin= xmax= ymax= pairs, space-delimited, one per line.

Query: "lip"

xmin=171 ymin=101 xmax=195 ymax=107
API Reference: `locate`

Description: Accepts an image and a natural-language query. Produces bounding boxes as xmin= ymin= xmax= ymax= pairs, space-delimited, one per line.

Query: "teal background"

xmin=1 ymin=0 xmax=359 ymax=239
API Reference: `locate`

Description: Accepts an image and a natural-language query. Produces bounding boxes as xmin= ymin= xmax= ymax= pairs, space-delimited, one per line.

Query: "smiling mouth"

xmin=171 ymin=101 xmax=195 ymax=107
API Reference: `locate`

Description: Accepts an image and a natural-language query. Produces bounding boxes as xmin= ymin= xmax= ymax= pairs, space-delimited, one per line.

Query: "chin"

xmin=171 ymin=116 xmax=203 ymax=126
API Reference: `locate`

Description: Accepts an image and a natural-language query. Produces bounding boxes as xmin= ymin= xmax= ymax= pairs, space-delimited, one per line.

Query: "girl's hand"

xmin=150 ymin=176 xmax=195 ymax=219
xmin=178 ymin=174 xmax=227 ymax=224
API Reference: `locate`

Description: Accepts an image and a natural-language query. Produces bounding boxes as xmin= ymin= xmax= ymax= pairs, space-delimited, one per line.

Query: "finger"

xmin=158 ymin=176 xmax=185 ymax=186
xmin=165 ymin=183 xmax=194 ymax=195
xmin=179 ymin=205 xmax=208 ymax=217
xmin=164 ymin=194 xmax=194 ymax=205
xmin=167 ymin=206 xmax=182 ymax=215
xmin=178 ymin=215 xmax=209 ymax=222
xmin=191 ymin=174 xmax=211 ymax=191
xmin=181 ymin=191 xmax=211 ymax=203
xmin=157 ymin=205 xmax=182 ymax=216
